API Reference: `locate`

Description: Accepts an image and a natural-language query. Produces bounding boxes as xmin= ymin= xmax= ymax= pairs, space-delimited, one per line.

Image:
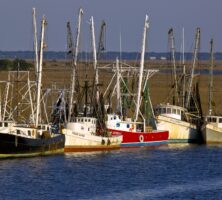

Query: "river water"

xmin=0 ymin=144 xmax=221 ymax=199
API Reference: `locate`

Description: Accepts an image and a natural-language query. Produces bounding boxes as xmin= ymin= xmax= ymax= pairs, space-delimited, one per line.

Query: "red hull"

xmin=109 ymin=129 xmax=169 ymax=147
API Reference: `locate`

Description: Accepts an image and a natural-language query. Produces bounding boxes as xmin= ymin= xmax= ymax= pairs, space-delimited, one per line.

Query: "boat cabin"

xmin=66 ymin=117 xmax=97 ymax=135
xmin=154 ymin=104 xmax=187 ymax=121
xmin=0 ymin=121 xmax=16 ymax=134
xmin=205 ymin=116 xmax=222 ymax=128
xmin=106 ymin=114 xmax=144 ymax=132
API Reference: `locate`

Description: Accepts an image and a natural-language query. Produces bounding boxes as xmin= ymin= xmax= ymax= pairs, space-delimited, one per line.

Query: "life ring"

xmin=139 ymin=135 xmax=144 ymax=142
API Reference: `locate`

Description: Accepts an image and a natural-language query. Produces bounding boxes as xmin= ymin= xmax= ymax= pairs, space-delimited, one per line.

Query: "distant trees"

xmin=0 ymin=59 xmax=33 ymax=71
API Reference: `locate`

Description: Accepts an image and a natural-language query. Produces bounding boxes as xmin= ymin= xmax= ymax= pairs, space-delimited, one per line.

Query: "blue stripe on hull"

xmin=168 ymin=139 xmax=201 ymax=144
xmin=121 ymin=141 xmax=168 ymax=147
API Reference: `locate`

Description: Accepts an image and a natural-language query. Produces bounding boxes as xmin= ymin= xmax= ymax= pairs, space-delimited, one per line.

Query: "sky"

xmin=0 ymin=0 xmax=221 ymax=52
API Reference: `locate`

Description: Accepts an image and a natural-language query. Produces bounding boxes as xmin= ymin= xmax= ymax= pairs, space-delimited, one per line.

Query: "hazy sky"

xmin=0 ymin=0 xmax=221 ymax=52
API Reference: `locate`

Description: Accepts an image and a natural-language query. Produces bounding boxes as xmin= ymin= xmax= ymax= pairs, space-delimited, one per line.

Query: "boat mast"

xmin=182 ymin=27 xmax=186 ymax=108
xmin=116 ymin=58 xmax=122 ymax=115
xmin=67 ymin=8 xmax=83 ymax=122
xmin=35 ymin=15 xmax=46 ymax=127
xmin=90 ymin=16 xmax=99 ymax=103
xmin=208 ymin=39 xmax=214 ymax=116
xmin=135 ymin=15 xmax=149 ymax=121
xmin=32 ymin=8 xmax=39 ymax=77
xmin=185 ymin=27 xmax=200 ymax=109
xmin=97 ymin=20 xmax=106 ymax=60
xmin=0 ymin=88 xmax=2 ymax=121
xmin=168 ymin=28 xmax=179 ymax=105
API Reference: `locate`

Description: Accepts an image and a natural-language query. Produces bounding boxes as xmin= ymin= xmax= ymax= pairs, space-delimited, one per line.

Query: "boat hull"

xmin=0 ymin=133 xmax=65 ymax=158
xmin=156 ymin=115 xmax=200 ymax=143
xmin=108 ymin=129 xmax=168 ymax=147
xmin=202 ymin=124 xmax=222 ymax=144
xmin=63 ymin=129 xmax=122 ymax=152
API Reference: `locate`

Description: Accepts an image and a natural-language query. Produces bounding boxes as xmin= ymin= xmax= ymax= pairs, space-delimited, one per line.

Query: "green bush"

xmin=0 ymin=59 xmax=33 ymax=71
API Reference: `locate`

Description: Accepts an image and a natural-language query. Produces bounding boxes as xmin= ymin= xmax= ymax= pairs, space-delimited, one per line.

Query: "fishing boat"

xmin=202 ymin=116 xmax=222 ymax=144
xmin=154 ymin=104 xmax=199 ymax=143
xmin=154 ymin=28 xmax=202 ymax=143
xmin=0 ymin=11 xmax=65 ymax=158
xmin=0 ymin=123 xmax=64 ymax=157
xmin=105 ymin=15 xmax=168 ymax=147
xmin=62 ymin=10 xmax=122 ymax=152
xmin=201 ymin=39 xmax=222 ymax=144
xmin=63 ymin=116 xmax=122 ymax=152
xmin=106 ymin=114 xmax=168 ymax=147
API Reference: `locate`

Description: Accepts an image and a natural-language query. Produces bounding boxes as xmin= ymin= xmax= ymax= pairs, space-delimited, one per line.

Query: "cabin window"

xmin=85 ymin=119 xmax=87 ymax=122
xmin=181 ymin=111 xmax=184 ymax=117
xmin=88 ymin=119 xmax=91 ymax=122
xmin=17 ymin=130 xmax=20 ymax=134
xmin=126 ymin=124 xmax=130 ymax=128
xmin=219 ymin=118 xmax=222 ymax=123
xmin=4 ymin=123 xmax=8 ymax=127
xmin=207 ymin=117 xmax=211 ymax=122
xmin=81 ymin=119 xmax=83 ymax=122
xmin=177 ymin=109 xmax=180 ymax=115
xmin=167 ymin=108 xmax=171 ymax=113
xmin=0 ymin=122 xmax=2 ymax=127
xmin=42 ymin=126 xmax=45 ymax=130
xmin=173 ymin=109 xmax=176 ymax=114
xmin=162 ymin=108 xmax=166 ymax=113
xmin=114 ymin=116 xmax=116 ymax=120
xmin=212 ymin=118 xmax=217 ymax=123
xmin=155 ymin=108 xmax=160 ymax=115
xmin=116 ymin=123 xmax=120 ymax=127
xmin=111 ymin=117 xmax=113 ymax=120
xmin=28 ymin=130 xmax=31 ymax=136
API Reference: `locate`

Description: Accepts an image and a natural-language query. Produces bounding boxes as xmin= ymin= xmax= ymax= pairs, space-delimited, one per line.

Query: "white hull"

xmin=156 ymin=115 xmax=199 ymax=143
xmin=202 ymin=123 xmax=222 ymax=144
xmin=63 ymin=128 xmax=122 ymax=152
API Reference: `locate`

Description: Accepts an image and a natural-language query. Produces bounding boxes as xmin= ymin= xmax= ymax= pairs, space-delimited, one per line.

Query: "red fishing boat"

xmin=105 ymin=15 xmax=168 ymax=147
xmin=106 ymin=114 xmax=168 ymax=147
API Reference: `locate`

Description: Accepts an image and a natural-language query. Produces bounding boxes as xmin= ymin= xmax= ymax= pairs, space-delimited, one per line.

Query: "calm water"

xmin=0 ymin=144 xmax=222 ymax=200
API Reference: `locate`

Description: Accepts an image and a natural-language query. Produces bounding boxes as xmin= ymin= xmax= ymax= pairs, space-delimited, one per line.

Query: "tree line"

xmin=0 ymin=59 xmax=33 ymax=71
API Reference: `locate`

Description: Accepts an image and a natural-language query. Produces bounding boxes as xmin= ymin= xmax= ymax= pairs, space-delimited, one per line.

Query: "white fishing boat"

xmin=154 ymin=104 xmax=199 ymax=143
xmin=202 ymin=116 xmax=222 ymax=144
xmin=201 ymin=39 xmax=222 ymax=144
xmin=63 ymin=116 xmax=122 ymax=152
xmin=62 ymin=10 xmax=122 ymax=152
xmin=154 ymin=28 xmax=202 ymax=143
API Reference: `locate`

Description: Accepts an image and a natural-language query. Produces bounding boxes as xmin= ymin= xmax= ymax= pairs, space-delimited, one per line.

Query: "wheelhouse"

xmin=205 ymin=116 xmax=222 ymax=128
xmin=154 ymin=104 xmax=187 ymax=121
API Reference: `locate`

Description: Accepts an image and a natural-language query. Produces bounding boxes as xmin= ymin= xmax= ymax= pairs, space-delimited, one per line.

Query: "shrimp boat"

xmin=105 ymin=15 xmax=168 ymax=147
xmin=0 ymin=123 xmax=64 ymax=157
xmin=106 ymin=114 xmax=168 ymax=147
xmin=154 ymin=28 xmax=202 ymax=143
xmin=201 ymin=39 xmax=222 ymax=144
xmin=62 ymin=116 xmax=122 ymax=152
xmin=154 ymin=104 xmax=199 ymax=143
xmin=0 ymin=12 xmax=65 ymax=158
xmin=62 ymin=10 xmax=122 ymax=152
xmin=202 ymin=116 xmax=222 ymax=144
